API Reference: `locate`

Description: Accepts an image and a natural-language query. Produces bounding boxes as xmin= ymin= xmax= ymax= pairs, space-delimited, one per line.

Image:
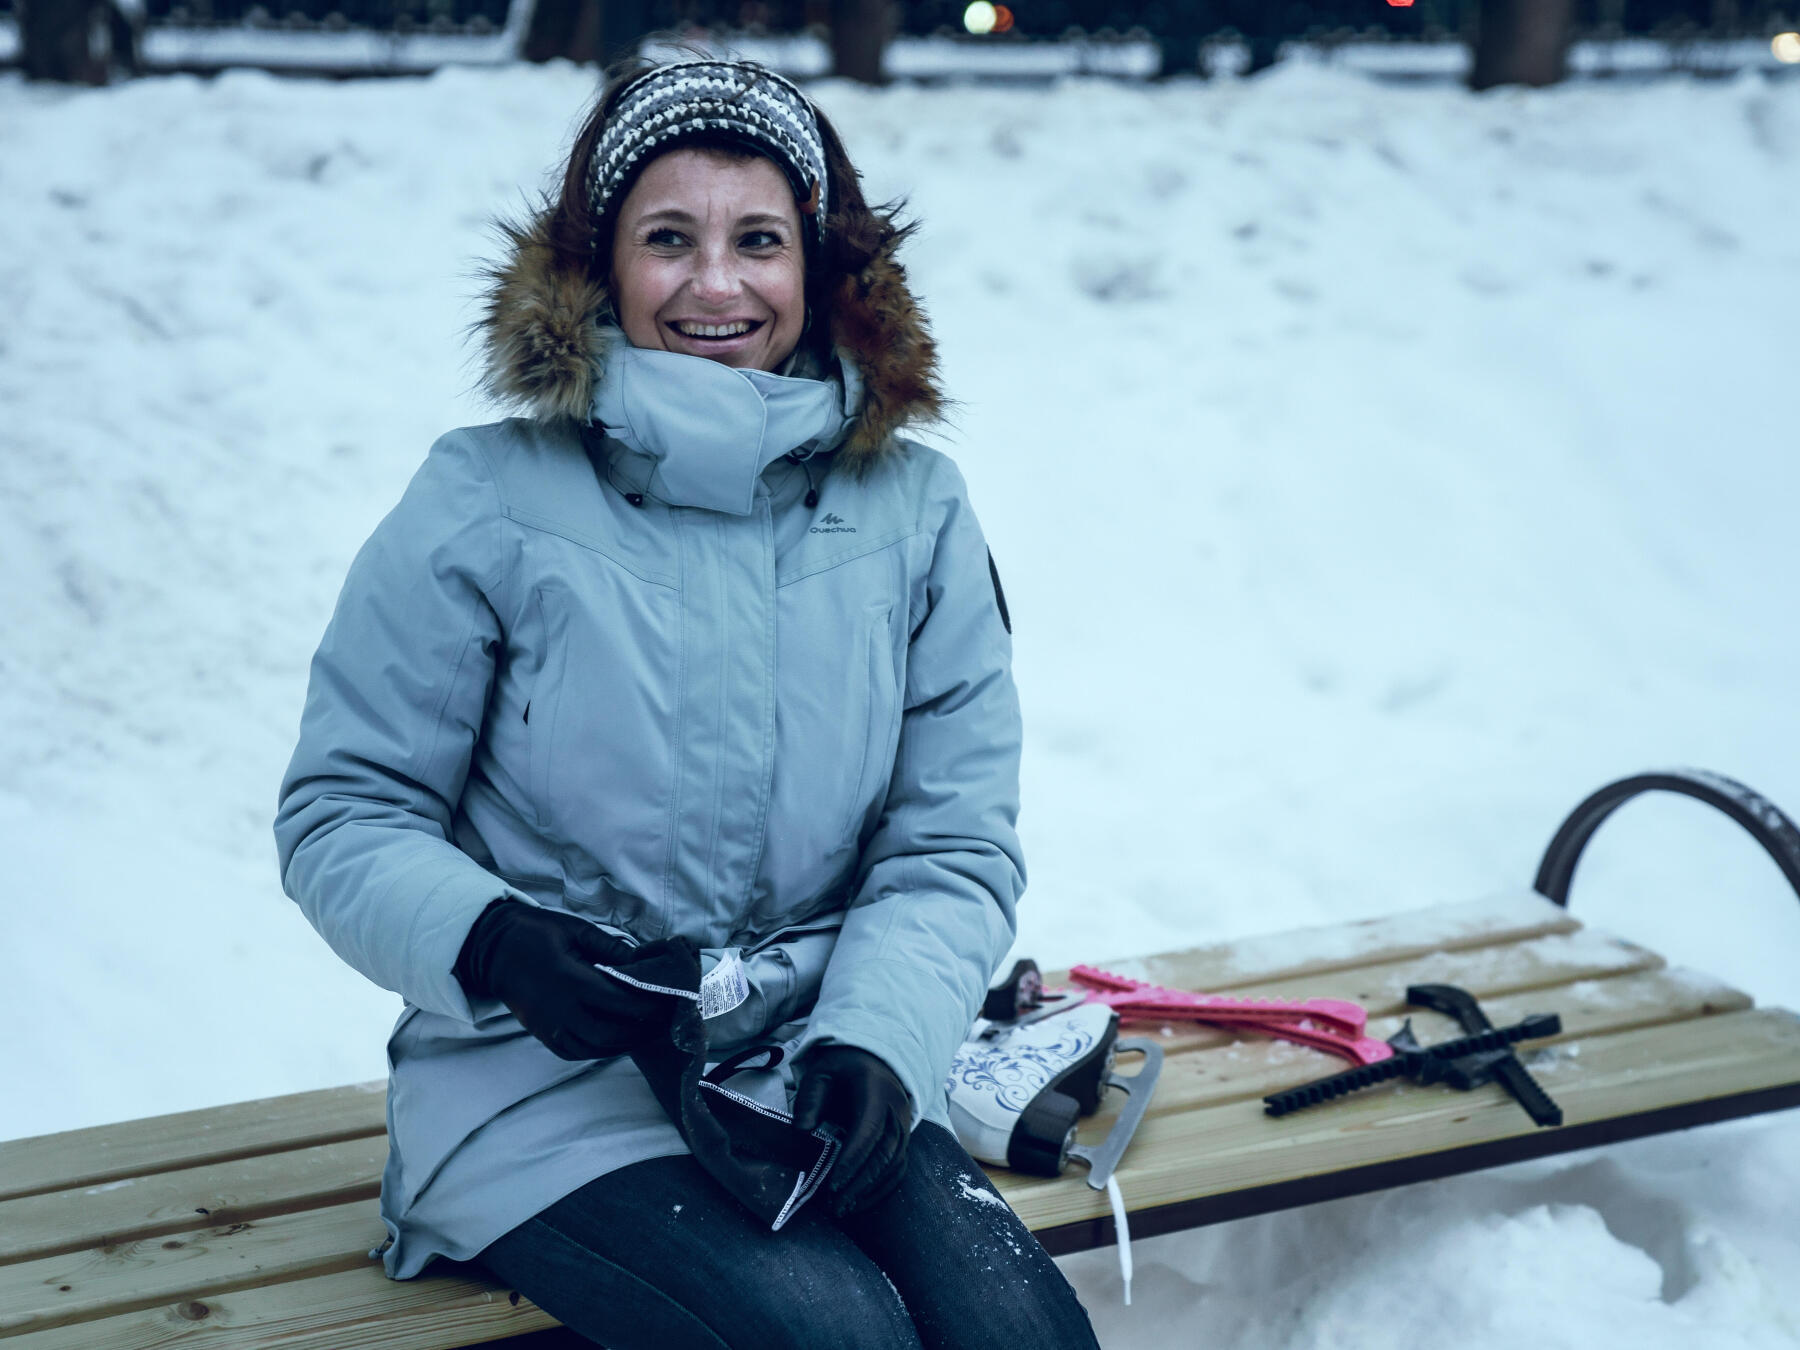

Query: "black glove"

xmin=453 ymin=899 xmax=670 ymax=1061
xmin=791 ymin=1045 xmax=913 ymax=1217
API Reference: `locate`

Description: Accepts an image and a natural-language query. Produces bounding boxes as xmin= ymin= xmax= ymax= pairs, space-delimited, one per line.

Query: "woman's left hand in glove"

xmin=791 ymin=1045 xmax=913 ymax=1217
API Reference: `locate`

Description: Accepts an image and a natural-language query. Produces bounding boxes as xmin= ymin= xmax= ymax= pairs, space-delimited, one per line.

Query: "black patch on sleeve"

xmin=987 ymin=549 xmax=1012 ymax=634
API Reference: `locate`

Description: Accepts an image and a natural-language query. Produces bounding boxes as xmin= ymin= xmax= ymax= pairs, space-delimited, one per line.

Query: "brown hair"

xmin=537 ymin=49 xmax=918 ymax=364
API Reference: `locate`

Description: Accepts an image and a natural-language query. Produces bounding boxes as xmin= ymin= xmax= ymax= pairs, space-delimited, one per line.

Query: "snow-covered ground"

xmin=4 ymin=60 xmax=1798 ymax=1346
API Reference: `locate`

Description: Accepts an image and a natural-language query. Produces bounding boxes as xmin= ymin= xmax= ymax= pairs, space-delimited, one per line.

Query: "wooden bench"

xmin=5 ymin=774 xmax=1799 ymax=1349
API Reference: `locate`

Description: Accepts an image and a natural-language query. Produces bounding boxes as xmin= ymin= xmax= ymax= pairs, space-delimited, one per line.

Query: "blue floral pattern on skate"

xmin=946 ymin=1022 xmax=1102 ymax=1112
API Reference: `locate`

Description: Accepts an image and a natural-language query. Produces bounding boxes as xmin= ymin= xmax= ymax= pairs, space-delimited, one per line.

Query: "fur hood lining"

xmin=476 ymin=209 xmax=944 ymax=469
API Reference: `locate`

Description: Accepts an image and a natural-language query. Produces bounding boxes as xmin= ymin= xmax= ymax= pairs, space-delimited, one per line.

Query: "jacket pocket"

xmin=526 ymin=586 xmax=563 ymax=831
xmin=525 ymin=566 xmax=679 ymax=893
xmin=842 ymin=604 xmax=900 ymax=841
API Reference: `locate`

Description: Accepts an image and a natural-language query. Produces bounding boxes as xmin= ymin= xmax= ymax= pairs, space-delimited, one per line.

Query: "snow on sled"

xmin=1 ymin=770 xmax=1797 ymax=1349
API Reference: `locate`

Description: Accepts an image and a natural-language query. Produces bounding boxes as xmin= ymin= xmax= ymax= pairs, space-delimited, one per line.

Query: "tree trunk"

xmin=521 ymin=0 xmax=602 ymax=63
xmin=20 ymin=0 xmax=106 ymax=83
xmin=1469 ymin=0 xmax=1575 ymax=90
xmin=830 ymin=0 xmax=889 ymax=85
xmin=1157 ymin=33 xmax=1201 ymax=79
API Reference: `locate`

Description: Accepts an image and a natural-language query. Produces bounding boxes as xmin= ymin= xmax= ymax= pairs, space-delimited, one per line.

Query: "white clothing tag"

xmin=700 ymin=948 xmax=751 ymax=1021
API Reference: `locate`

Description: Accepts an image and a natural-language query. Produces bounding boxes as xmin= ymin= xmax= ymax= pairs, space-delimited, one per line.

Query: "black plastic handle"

xmin=1491 ymin=1056 xmax=1564 ymax=1128
xmin=1263 ymin=1015 xmax=1561 ymax=1119
xmin=1534 ymin=769 xmax=1800 ymax=909
xmin=1261 ymin=1051 xmax=1415 ymax=1118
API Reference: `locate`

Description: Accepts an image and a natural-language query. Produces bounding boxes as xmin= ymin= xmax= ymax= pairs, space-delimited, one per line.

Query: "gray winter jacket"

xmin=273 ymin=222 xmax=1023 ymax=1277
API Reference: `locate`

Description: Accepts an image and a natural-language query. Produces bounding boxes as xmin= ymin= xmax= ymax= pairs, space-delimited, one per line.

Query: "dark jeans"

xmin=477 ymin=1122 xmax=1101 ymax=1350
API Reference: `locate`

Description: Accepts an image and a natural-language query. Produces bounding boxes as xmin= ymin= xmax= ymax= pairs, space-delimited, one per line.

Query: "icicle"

xmin=1105 ymin=1174 xmax=1133 ymax=1306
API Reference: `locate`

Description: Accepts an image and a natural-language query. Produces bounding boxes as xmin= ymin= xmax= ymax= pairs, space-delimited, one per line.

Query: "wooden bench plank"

xmin=0 ymin=1084 xmax=387 ymax=1205
xmin=0 ymin=930 xmax=1701 ymax=1293
xmin=5 ymin=962 xmax=1745 ymax=1332
xmin=0 ymin=1201 xmax=381 ymax=1336
xmin=0 ymin=895 xmax=1773 ymax=1349
xmin=2 ymin=1265 xmax=556 ymax=1350
xmin=1098 ymin=891 xmax=1580 ymax=992
xmin=1058 ymin=926 xmax=1669 ymax=1056
xmin=1138 ymin=966 xmax=1752 ymax=1116
xmin=0 ymin=1137 xmax=387 ymax=1268
xmin=1 ymin=888 xmax=1790 ymax=1350
xmin=21 ymin=1000 xmax=1796 ymax=1350
xmin=992 ymin=1007 xmax=1800 ymax=1231
xmin=1243 ymin=927 xmax=1663 ymax=1007
xmin=0 ymin=892 xmax=1573 ymax=1211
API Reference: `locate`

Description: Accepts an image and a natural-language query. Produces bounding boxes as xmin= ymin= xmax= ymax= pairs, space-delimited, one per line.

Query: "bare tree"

xmin=830 ymin=0 xmax=889 ymax=84
xmin=1469 ymin=0 xmax=1575 ymax=89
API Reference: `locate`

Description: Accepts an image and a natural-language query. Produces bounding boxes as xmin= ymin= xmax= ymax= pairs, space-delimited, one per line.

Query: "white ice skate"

xmin=946 ymin=998 xmax=1162 ymax=1187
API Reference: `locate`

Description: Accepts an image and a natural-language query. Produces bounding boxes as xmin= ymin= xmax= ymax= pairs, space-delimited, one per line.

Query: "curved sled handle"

xmin=1534 ymin=768 xmax=1800 ymax=909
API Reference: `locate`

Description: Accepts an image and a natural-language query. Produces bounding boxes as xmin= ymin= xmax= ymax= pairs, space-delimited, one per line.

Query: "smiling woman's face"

xmin=609 ymin=147 xmax=807 ymax=373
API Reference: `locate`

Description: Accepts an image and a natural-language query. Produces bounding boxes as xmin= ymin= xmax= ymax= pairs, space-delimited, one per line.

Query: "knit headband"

xmin=589 ymin=60 xmax=830 ymax=245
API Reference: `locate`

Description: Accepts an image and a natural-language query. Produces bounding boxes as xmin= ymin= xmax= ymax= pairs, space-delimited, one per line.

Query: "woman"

xmin=275 ymin=56 xmax=1099 ymax=1349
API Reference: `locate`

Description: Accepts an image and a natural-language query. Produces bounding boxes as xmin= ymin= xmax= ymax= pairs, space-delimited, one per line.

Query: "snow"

xmin=1074 ymin=1159 xmax=1800 ymax=1349
xmin=4 ymin=56 xmax=1799 ymax=1346
xmin=957 ymin=1171 xmax=1011 ymax=1208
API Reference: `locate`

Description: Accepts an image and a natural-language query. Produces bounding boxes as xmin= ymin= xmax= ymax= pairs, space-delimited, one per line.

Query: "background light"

xmin=963 ymin=1 xmax=997 ymax=34
xmin=993 ymin=4 xmax=1015 ymax=32
xmin=1386 ymin=0 xmax=1415 ymax=7
xmin=1773 ymin=32 xmax=1800 ymax=63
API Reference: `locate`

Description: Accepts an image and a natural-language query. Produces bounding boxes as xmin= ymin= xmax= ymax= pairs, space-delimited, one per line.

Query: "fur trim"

xmin=475 ymin=208 xmax=943 ymax=463
xmin=476 ymin=213 xmax=617 ymax=423
xmin=827 ymin=233 xmax=945 ymax=470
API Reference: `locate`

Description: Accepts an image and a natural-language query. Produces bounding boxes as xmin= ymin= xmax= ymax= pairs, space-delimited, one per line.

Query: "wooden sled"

xmin=3 ymin=770 xmax=1797 ymax=1349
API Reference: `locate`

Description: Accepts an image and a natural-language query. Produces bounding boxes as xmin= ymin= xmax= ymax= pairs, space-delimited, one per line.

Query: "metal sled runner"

xmin=2 ymin=770 xmax=1798 ymax=1348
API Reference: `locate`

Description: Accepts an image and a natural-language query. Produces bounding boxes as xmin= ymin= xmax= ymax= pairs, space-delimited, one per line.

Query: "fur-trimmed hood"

xmin=476 ymin=209 xmax=944 ymax=469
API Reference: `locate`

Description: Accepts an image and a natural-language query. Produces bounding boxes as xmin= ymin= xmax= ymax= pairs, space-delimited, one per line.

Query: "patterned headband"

xmin=589 ymin=59 xmax=830 ymax=245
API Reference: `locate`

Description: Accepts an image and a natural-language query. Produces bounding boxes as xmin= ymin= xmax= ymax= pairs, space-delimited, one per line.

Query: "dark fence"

xmin=922 ymin=0 xmax=1795 ymax=42
xmin=145 ymin=0 xmax=511 ymax=32
xmin=0 ymin=0 xmax=510 ymax=31
xmin=1 ymin=0 xmax=1793 ymax=57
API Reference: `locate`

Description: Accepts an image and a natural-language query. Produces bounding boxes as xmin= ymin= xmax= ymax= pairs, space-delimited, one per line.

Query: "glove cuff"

xmin=451 ymin=896 xmax=526 ymax=999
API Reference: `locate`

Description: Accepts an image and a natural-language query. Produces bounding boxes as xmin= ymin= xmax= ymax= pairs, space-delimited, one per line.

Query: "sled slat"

xmin=12 ymin=994 xmax=1787 ymax=1349
xmin=996 ymin=1008 xmax=1800 ymax=1234
xmin=1059 ymin=927 xmax=1666 ymax=1055
xmin=0 ymin=1136 xmax=387 ymax=1268
xmin=0 ymin=1083 xmax=387 ymax=1204
xmin=0 ymin=1264 xmax=556 ymax=1350
xmin=0 ymin=892 xmax=1571 ymax=1206
xmin=0 ymin=966 xmax=1747 ymax=1336
xmin=1241 ymin=928 xmax=1662 ymax=1008
xmin=1138 ymin=965 xmax=1752 ymax=1117
xmin=1086 ymin=891 xmax=1579 ymax=993
xmin=0 ymin=1200 xmax=382 ymax=1337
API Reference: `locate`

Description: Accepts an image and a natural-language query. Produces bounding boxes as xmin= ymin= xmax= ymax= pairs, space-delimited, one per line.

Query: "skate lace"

xmin=1105 ymin=1174 xmax=1133 ymax=1305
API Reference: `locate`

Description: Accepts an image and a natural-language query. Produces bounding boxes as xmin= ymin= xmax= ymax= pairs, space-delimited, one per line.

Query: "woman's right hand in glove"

xmin=453 ymin=900 xmax=670 ymax=1060
xmin=792 ymin=1045 xmax=914 ymax=1216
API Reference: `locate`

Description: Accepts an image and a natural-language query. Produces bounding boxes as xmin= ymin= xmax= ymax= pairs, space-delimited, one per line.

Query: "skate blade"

xmin=1066 ymin=1037 xmax=1163 ymax=1191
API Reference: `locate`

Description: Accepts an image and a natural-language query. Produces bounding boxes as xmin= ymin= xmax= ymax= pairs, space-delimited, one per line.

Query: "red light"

xmin=993 ymin=4 xmax=1014 ymax=30
xmin=1386 ymin=0 xmax=1414 ymax=6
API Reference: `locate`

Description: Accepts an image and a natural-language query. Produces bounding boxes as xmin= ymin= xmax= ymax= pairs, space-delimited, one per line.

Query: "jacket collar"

xmin=590 ymin=331 xmax=856 ymax=515
xmin=474 ymin=208 xmax=944 ymax=472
